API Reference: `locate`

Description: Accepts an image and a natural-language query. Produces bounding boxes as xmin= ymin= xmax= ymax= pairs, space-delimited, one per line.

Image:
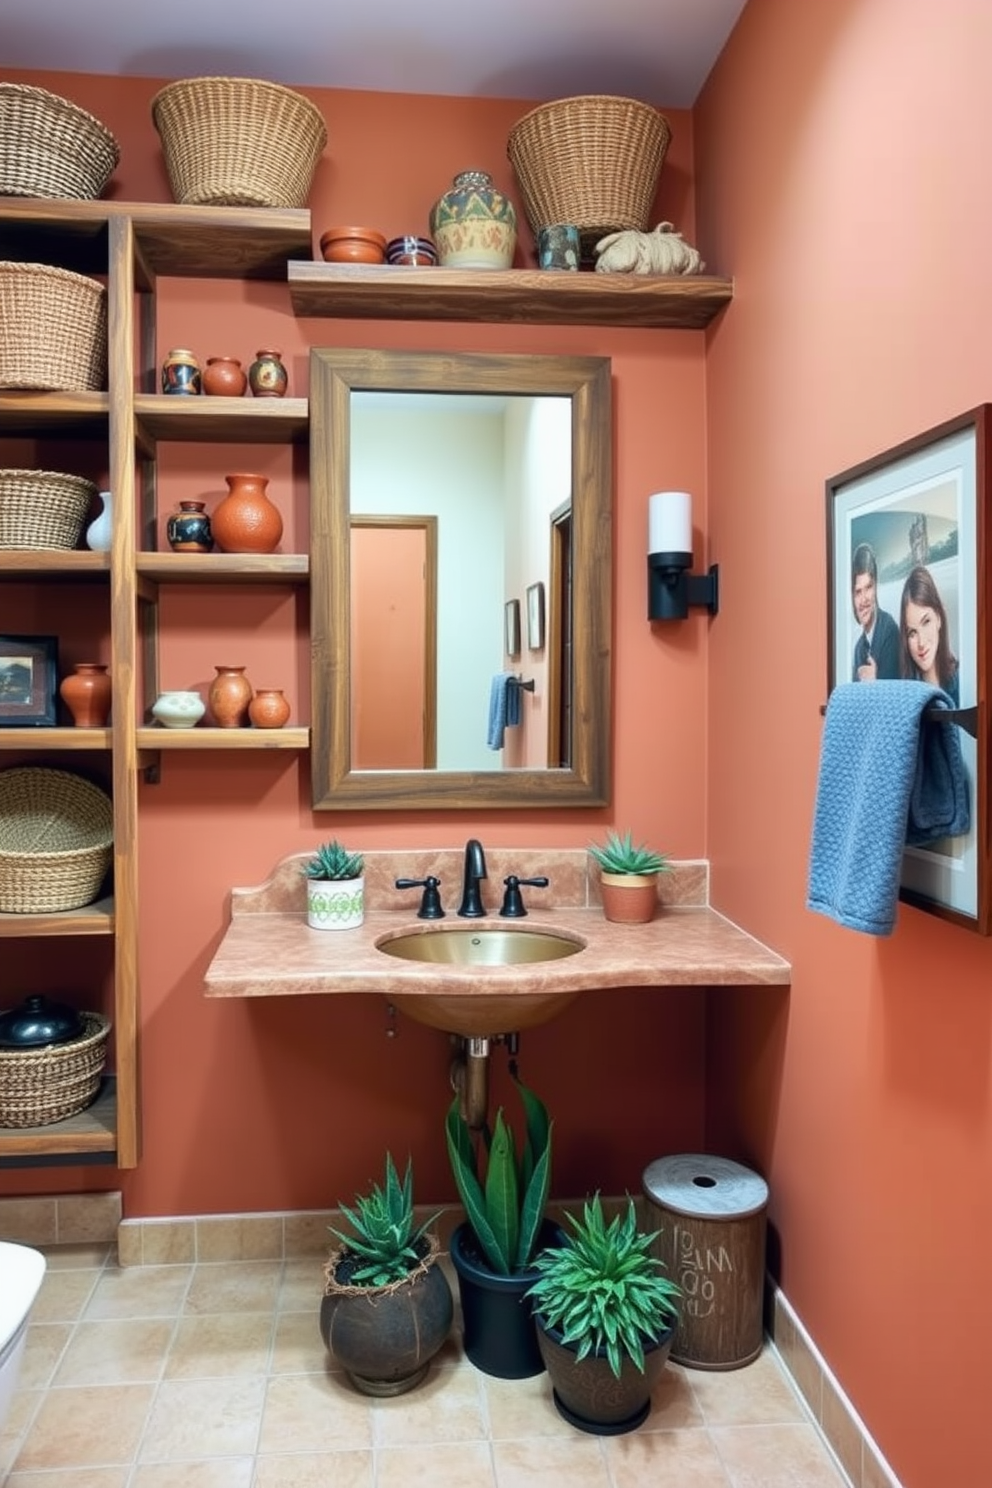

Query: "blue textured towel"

xmin=807 ymin=681 xmax=970 ymax=936
xmin=487 ymin=672 xmax=522 ymax=749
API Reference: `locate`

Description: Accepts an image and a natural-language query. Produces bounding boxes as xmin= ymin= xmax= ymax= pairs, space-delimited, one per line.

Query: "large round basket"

xmin=0 ymin=263 xmax=107 ymax=391
xmin=507 ymin=95 xmax=671 ymax=259
xmin=151 ymin=76 xmax=327 ymax=208
xmin=0 ymin=469 xmax=97 ymax=551
xmin=0 ymin=83 xmax=120 ymax=199
xmin=0 ymin=1013 xmax=111 ymax=1128
xmin=0 ymin=768 xmax=114 ymax=914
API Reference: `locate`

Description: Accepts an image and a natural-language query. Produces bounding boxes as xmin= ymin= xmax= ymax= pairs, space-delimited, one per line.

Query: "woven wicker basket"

xmin=0 ymin=1013 xmax=110 ymax=1127
xmin=0 ymin=469 xmax=97 ymax=551
xmin=0 ymin=768 xmax=114 ymax=915
xmin=0 ymin=262 xmax=107 ymax=391
xmin=151 ymin=76 xmax=327 ymax=208
xmin=507 ymin=95 xmax=672 ymax=258
xmin=0 ymin=83 xmax=120 ymax=199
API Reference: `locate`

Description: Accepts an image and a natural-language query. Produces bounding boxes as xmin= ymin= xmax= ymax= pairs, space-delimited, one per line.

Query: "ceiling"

xmin=3 ymin=0 xmax=748 ymax=109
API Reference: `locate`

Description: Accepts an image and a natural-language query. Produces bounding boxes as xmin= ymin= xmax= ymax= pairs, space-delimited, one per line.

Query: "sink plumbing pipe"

xmin=450 ymin=1033 xmax=522 ymax=1129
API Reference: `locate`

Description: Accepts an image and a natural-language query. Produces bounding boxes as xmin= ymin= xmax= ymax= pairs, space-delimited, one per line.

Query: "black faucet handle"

xmin=499 ymin=874 xmax=550 ymax=918
xmin=395 ymin=876 xmax=445 ymax=919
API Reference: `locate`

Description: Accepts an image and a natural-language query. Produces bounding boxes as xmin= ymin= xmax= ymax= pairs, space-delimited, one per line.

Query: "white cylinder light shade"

xmin=648 ymin=491 xmax=693 ymax=556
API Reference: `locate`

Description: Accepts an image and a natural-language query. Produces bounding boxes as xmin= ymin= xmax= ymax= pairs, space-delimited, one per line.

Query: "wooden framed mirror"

xmin=309 ymin=348 xmax=612 ymax=811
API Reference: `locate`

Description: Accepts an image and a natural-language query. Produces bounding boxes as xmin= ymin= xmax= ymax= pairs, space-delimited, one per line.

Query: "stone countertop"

xmin=204 ymin=850 xmax=790 ymax=1015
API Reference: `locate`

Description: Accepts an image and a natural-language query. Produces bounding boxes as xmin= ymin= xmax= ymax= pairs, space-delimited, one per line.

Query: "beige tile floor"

xmin=1 ymin=1245 xmax=852 ymax=1487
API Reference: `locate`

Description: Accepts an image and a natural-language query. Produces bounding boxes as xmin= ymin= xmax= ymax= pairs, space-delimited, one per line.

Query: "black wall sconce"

xmin=647 ymin=490 xmax=720 ymax=622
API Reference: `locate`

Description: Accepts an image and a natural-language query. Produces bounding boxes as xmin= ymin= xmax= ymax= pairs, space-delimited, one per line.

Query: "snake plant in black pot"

xmin=445 ymin=1074 xmax=558 ymax=1378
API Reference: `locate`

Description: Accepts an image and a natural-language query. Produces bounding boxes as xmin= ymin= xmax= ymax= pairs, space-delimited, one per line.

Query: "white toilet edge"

xmin=0 ymin=1241 xmax=47 ymax=1354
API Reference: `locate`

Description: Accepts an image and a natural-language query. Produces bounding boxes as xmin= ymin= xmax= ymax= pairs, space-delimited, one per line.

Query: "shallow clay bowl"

xmin=319 ymin=226 xmax=388 ymax=264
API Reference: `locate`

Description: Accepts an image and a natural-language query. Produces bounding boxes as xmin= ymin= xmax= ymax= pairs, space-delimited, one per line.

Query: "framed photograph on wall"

xmin=0 ymin=635 xmax=58 ymax=727
xmin=826 ymin=404 xmax=991 ymax=934
xmin=504 ymin=599 xmax=521 ymax=659
xmin=526 ymin=581 xmax=546 ymax=651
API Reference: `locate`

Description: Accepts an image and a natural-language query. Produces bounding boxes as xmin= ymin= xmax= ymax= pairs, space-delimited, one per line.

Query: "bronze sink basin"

xmin=374 ymin=924 xmax=586 ymax=1036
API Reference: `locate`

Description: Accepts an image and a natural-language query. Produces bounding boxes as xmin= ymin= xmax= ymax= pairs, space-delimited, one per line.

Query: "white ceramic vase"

xmin=151 ymin=690 xmax=206 ymax=728
xmin=85 ymin=490 xmax=112 ymax=552
xmin=307 ymin=876 xmax=364 ymax=930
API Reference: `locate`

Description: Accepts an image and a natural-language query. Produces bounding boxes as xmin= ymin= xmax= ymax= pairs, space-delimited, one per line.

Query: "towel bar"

xmin=819 ymin=701 xmax=978 ymax=739
xmin=510 ymin=676 xmax=535 ymax=693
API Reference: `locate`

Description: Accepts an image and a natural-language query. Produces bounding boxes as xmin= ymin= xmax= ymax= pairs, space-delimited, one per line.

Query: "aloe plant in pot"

xmin=319 ymin=1153 xmax=453 ymax=1396
xmin=526 ymin=1193 xmax=681 ymax=1435
xmin=445 ymin=1075 xmax=557 ymax=1378
xmin=302 ymin=839 xmax=364 ymax=930
xmin=589 ymin=829 xmax=670 ymax=924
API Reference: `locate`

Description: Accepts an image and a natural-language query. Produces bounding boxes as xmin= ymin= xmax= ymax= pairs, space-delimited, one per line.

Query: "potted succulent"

xmin=526 ymin=1193 xmax=681 ymax=1435
xmin=319 ymin=1152 xmax=453 ymax=1396
xmin=302 ymin=839 xmax=365 ymax=929
xmin=588 ymin=828 xmax=670 ymax=924
xmin=445 ymin=1075 xmax=557 ymax=1378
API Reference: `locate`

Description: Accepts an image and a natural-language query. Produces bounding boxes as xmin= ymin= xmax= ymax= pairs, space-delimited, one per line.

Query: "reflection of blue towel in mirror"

xmin=487 ymin=672 xmax=522 ymax=750
xmin=807 ymin=681 xmax=970 ymax=936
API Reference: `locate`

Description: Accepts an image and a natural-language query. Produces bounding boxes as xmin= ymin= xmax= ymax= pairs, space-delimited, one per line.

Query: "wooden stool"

xmin=643 ymin=1153 xmax=769 ymax=1370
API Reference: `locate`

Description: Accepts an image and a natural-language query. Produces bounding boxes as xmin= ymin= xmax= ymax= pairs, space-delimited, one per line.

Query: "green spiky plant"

xmin=445 ymin=1076 xmax=552 ymax=1277
xmin=525 ymin=1194 xmax=681 ymax=1378
xmin=588 ymin=829 xmax=670 ymax=877
xmin=302 ymin=840 xmax=364 ymax=881
xmin=328 ymin=1153 xmax=441 ymax=1288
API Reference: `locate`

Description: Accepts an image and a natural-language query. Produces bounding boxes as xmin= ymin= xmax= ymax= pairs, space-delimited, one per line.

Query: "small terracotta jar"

xmin=60 ymin=663 xmax=112 ymax=727
xmin=248 ymin=688 xmax=291 ymax=729
xmin=161 ymin=348 xmax=201 ymax=395
xmin=211 ymin=473 xmax=283 ymax=554
xmin=208 ymin=666 xmax=253 ymax=728
xmin=248 ymin=349 xmax=288 ymax=399
xmin=166 ymin=500 xmax=213 ymax=553
xmin=202 ymin=356 xmax=248 ymax=397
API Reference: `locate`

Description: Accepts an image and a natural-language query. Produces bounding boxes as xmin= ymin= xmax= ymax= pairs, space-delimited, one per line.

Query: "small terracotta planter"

xmin=600 ymin=872 xmax=660 ymax=924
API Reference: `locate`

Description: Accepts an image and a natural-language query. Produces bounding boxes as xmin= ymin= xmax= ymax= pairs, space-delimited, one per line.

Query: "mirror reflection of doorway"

xmin=350 ymin=517 xmax=437 ymax=768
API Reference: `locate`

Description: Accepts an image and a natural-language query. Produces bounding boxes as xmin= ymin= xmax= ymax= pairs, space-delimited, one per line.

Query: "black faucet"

xmin=457 ymin=838 xmax=488 ymax=917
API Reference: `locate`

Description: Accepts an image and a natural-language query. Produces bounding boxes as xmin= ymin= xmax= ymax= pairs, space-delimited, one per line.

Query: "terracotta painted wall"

xmin=694 ymin=2 xmax=992 ymax=1485
xmin=0 ymin=73 xmax=715 ymax=1229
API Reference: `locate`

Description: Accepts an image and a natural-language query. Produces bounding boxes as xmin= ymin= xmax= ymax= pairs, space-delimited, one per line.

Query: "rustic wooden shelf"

xmin=136 ymin=726 xmax=309 ymax=750
xmin=134 ymin=396 xmax=309 ymax=447
xmin=135 ymin=553 xmax=308 ymax=583
xmin=0 ymin=553 xmax=110 ymax=580
xmin=0 ymin=390 xmax=109 ymax=438
xmin=289 ymin=262 xmax=734 ymax=329
xmin=0 ymin=727 xmax=111 ymax=750
xmin=0 ymin=896 xmax=114 ymax=938
xmin=0 ymin=1079 xmax=118 ymax=1166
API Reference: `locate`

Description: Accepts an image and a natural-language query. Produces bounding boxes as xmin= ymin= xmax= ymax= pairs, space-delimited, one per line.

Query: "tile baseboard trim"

xmin=0 ymin=1190 xmax=121 ymax=1246
xmin=767 ymin=1279 xmax=902 ymax=1488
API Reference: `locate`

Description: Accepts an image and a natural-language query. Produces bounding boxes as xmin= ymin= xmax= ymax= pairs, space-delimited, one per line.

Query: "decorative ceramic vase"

xmin=166 ymin=500 xmax=213 ymax=553
xmin=202 ymin=356 xmax=247 ymax=397
xmin=429 ymin=169 xmax=517 ymax=270
xmin=210 ymin=473 xmax=283 ymax=554
xmin=59 ymin=663 xmax=111 ymax=727
xmin=85 ymin=490 xmax=112 ymax=552
xmin=151 ymin=690 xmax=205 ymax=728
xmin=307 ymin=875 xmax=364 ymax=930
xmin=161 ymin=348 xmax=201 ymax=395
xmin=600 ymin=872 xmax=659 ymax=925
xmin=208 ymin=666 xmax=253 ymax=728
xmin=248 ymin=688 xmax=291 ymax=729
xmin=248 ymin=349 xmax=288 ymax=398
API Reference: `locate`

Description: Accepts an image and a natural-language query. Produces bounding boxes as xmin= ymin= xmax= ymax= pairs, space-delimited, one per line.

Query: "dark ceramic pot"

xmin=534 ymin=1314 xmax=676 ymax=1435
xmin=319 ymin=1237 xmax=453 ymax=1397
xmin=449 ymin=1219 xmax=563 ymax=1379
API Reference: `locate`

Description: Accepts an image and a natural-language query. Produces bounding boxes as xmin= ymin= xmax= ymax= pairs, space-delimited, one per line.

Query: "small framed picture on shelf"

xmin=504 ymin=599 xmax=521 ymax=659
xmin=0 ymin=635 xmax=58 ymax=727
xmin=526 ymin=582 xmax=546 ymax=651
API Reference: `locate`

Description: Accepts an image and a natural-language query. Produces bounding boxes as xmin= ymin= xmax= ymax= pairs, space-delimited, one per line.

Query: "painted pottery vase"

xmin=151 ymin=690 xmax=205 ymax=728
xmin=202 ymin=356 xmax=247 ymax=397
xmin=429 ymin=170 xmax=517 ymax=270
xmin=248 ymin=349 xmax=288 ymax=398
xmin=161 ymin=348 xmax=201 ymax=395
xmin=85 ymin=490 xmax=112 ymax=552
xmin=59 ymin=663 xmax=111 ymax=727
xmin=166 ymin=500 xmax=213 ymax=553
xmin=247 ymin=688 xmax=291 ymax=729
xmin=307 ymin=875 xmax=364 ymax=930
xmin=210 ymin=473 xmax=283 ymax=554
xmin=208 ymin=665 xmax=253 ymax=728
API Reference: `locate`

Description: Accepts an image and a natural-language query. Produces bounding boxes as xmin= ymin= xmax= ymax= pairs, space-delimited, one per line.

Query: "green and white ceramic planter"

xmin=307 ymin=876 xmax=364 ymax=930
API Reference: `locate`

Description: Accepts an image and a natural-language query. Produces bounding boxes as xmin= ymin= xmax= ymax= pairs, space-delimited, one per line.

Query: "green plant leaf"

xmin=483 ymin=1113 xmax=520 ymax=1274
